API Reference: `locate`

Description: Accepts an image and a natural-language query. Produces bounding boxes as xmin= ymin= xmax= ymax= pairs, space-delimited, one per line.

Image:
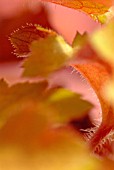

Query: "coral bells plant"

xmin=1 ymin=0 xmax=114 ymax=169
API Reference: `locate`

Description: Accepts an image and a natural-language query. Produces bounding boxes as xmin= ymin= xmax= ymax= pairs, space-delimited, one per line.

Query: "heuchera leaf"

xmin=10 ymin=25 xmax=74 ymax=77
xmin=22 ymin=35 xmax=74 ymax=77
xmin=0 ymin=79 xmax=92 ymax=128
xmin=0 ymin=126 xmax=98 ymax=170
xmin=0 ymin=3 xmax=53 ymax=62
xmin=0 ymin=80 xmax=97 ymax=169
xmin=72 ymin=30 xmax=114 ymax=157
xmin=101 ymin=159 xmax=114 ymax=170
xmin=42 ymin=0 xmax=112 ymax=22
xmin=72 ymin=62 xmax=113 ymax=154
xmin=73 ymin=62 xmax=110 ymax=120
xmin=45 ymin=88 xmax=93 ymax=123
xmin=0 ymin=80 xmax=48 ymax=128
xmin=72 ymin=32 xmax=112 ymax=121
xmin=9 ymin=24 xmax=56 ymax=57
xmin=72 ymin=32 xmax=87 ymax=50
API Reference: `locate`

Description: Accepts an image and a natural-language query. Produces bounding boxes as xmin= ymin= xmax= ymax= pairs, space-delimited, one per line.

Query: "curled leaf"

xmin=73 ymin=62 xmax=110 ymax=120
xmin=72 ymin=32 xmax=112 ymax=121
xmin=72 ymin=30 xmax=114 ymax=157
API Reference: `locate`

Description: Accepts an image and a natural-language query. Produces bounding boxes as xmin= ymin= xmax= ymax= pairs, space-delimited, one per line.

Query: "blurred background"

xmin=0 ymin=0 xmax=101 ymax=127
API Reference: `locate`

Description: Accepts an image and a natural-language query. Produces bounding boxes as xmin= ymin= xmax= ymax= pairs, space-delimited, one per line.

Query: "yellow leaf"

xmin=0 ymin=80 xmax=48 ymax=128
xmin=72 ymin=32 xmax=87 ymax=50
xmin=0 ymin=79 xmax=98 ymax=169
xmin=45 ymin=88 xmax=93 ymax=123
xmin=0 ymin=79 xmax=92 ymax=127
xmin=103 ymin=78 xmax=114 ymax=106
xmin=0 ymin=127 xmax=99 ymax=170
xmin=23 ymin=35 xmax=74 ymax=77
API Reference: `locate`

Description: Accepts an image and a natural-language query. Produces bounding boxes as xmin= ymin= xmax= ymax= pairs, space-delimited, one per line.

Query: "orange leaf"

xmin=72 ymin=32 xmax=112 ymax=120
xmin=73 ymin=62 xmax=110 ymax=120
xmin=42 ymin=0 xmax=112 ymax=21
xmin=72 ymin=32 xmax=114 ymax=157
xmin=72 ymin=62 xmax=114 ymax=157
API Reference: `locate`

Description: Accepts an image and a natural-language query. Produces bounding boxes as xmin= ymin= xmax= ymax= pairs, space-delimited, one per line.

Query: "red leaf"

xmin=10 ymin=24 xmax=56 ymax=57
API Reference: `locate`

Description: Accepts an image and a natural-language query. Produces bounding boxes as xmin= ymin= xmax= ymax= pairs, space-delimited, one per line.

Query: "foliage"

xmin=1 ymin=0 xmax=114 ymax=169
